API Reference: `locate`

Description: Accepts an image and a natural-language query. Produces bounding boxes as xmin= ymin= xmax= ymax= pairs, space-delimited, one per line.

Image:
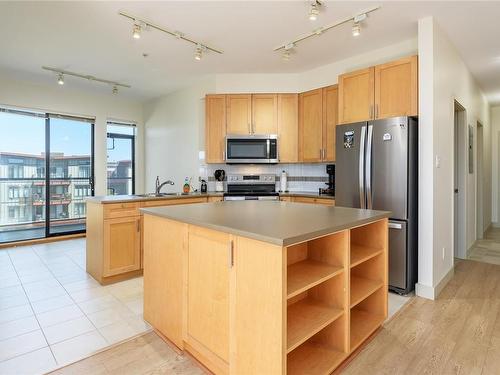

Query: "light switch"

xmin=435 ymin=155 xmax=441 ymax=168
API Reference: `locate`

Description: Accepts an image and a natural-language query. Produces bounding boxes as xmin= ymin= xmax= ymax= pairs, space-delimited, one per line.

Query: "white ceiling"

xmin=1 ymin=1 xmax=499 ymax=103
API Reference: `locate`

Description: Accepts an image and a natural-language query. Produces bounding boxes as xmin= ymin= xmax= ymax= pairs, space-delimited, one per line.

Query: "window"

xmin=8 ymin=165 xmax=24 ymax=178
xmin=107 ymin=122 xmax=135 ymax=195
xmin=8 ymin=207 xmax=16 ymax=219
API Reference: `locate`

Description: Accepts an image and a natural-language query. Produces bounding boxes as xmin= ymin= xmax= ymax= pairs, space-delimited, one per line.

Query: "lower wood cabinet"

xmin=103 ymin=216 xmax=141 ymax=277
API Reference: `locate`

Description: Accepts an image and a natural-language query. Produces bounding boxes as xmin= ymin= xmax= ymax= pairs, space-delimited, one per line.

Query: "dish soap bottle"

xmin=183 ymin=177 xmax=190 ymax=194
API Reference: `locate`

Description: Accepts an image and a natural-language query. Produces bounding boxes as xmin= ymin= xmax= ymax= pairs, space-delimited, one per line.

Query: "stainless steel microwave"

xmin=225 ymin=135 xmax=278 ymax=164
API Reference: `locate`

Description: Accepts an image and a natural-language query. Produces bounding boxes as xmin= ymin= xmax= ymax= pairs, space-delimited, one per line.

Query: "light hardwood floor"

xmin=468 ymin=227 xmax=500 ymax=265
xmin=51 ymin=259 xmax=500 ymax=375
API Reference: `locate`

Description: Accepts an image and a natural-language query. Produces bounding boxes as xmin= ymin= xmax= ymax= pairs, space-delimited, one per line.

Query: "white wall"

xmin=416 ymin=17 xmax=491 ymax=299
xmin=0 ymin=73 xmax=145 ymax=195
xmin=491 ymin=106 xmax=500 ymax=225
xmin=143 ymin=77 xmax=216 ymax=193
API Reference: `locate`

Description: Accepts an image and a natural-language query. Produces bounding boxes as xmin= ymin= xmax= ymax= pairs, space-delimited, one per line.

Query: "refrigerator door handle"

xmin=388 ymin=222 xmax=403 ymax=229
xmin=366 ymin=124 xmax=373 ymax=209
xmin=359 ymin=126 xmax=366 ymax=209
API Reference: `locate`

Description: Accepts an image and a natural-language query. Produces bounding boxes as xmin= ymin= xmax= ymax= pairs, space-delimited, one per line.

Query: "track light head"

xmin=194 ymin=44 xmax=203 ymax=61
xmin=352 ymin=22 xmax=361 ymax=37
xmin=308 ymin=0 xmax=321 ymax=21
xmin=282 ymin=43 xmax=295 ymax=61
xmin=57 ymin=73 xmax=64 ymax=85
xmin=112 ymin=85 xmax=118 ymax=94
xmin=282 ymin=50 xmax=291 ymax=61
xmin=132 ymin=23 xmax=141 ymax=39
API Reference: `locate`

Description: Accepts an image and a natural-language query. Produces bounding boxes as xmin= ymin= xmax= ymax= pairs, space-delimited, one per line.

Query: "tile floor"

xmin=0 ymin=238 xmax=150 ymax=375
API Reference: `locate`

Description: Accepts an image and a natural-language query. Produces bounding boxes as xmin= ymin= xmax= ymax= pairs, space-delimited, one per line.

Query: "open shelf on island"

xmin=350 ymin=276 xmax=383 ymax=308
xmin=287 ymin=260 xmax=343 ymax=299
xmin=350 ymin=244 xmax=384 ymax=268
xmin=288 ymin=315 xmax=348 ymax=375
xmin=286 ymin=230 xmax=348 ymax=299
xmin=287 ymin=297 xmax=344 ymax=353
xmin=350 ymin=287 xmax=386 ymax=352
xmin=288 ymin=341 xmax=347 ymax=375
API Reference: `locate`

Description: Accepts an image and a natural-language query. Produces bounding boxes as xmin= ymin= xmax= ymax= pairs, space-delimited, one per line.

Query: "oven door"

xmin=226 ymin=136 xmax=278 ymax=163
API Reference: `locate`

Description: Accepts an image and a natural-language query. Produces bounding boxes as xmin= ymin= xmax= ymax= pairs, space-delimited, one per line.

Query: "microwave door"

xmin=226 ymin=138 xmax=269 ymax=163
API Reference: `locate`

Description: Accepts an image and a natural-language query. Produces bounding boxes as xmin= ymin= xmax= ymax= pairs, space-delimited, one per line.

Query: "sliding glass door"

xmin=0 ymin=109 xmax=94 ymax=243
xmin=107 ymin=123 xmax=135 ymax=195
xmin=48 ymin=115 xmax=94 ymax=235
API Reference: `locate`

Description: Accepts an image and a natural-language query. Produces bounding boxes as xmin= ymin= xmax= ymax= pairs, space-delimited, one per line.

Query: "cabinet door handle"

xmin=248 ymin=123 xmax=251 ymax=134
xmin=228 ymin=240 xmax=234 ymax=268
xmin=375 ymin=104 xmax=379 ymax=119
xmin=222 ymin=151 xmax=226 ymax=161
xmin=369 ymin=105 xmax=373 ymax=119
xmin=136 ymin=219 xmax=140 ymax=232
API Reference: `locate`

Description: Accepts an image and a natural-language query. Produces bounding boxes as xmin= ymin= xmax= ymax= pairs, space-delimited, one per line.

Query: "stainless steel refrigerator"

xmin=335 ymin=116 xmax=418 ymax=294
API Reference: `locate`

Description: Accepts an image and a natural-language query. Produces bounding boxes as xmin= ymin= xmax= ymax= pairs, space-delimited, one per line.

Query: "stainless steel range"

xmin=223 ymin=174 xmax=279 ymax=201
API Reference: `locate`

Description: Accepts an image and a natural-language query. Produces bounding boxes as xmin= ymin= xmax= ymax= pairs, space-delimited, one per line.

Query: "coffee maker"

xmin=319 ymin=164 xmax=335 ymax=196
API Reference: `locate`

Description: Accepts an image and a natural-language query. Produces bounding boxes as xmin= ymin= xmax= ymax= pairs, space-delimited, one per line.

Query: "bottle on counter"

xmin=200 ymin=179 xmax=207 ymax=193
xmin=183 ymin=177 xmax=191 ymax=194
xmin=280 ymin=170 xmax=287 ymax=192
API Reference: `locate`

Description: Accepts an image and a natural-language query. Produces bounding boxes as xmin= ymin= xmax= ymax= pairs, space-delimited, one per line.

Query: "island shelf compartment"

xmin=287 ymin=273 xmax=346 ymax=353
xmin=287 ymin=230 xmax=348 ymax=299
xmin=350 ymin=253 xmax=385 ymax=308
xmin=350 ymin=287 xmax=386 ymax=352
xmin=287 ymin=315 xmax=348 ymax=375
xmin=350 ymin=219 xmax=386 ymax=268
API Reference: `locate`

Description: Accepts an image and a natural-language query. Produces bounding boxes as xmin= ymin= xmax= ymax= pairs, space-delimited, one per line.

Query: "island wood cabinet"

xmin=226 ymin=94 xmax=278 ymax=135
xmin=86 ymin=196 xmax=210 ymax=285
xmin=299 ymin=85 xmax=338 ymax=163
xmin=338 ymin=55 xmax=418 ymax=124
xmin=286 ymin=196 xmax=335 ymax=206
xmin=143 ymin=214 xmax=388 ymax=375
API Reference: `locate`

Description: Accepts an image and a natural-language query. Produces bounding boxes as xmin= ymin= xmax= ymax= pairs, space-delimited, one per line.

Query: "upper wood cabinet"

xmin=299 ymin=86 xmax=338 ymax=163
xmin=338 ymin=67 xmax=375 ymax=124
xmin=338 ymin=55 xmax=418 ymax=124
xmin=299 ymin=88 xmax=323 ymax=163
xmin=323 ymin=85 xmax=338 ymax=162
xmin=375 ymin=55 xmax=418 ymax=118
xmin=252 ymin=94 xmax=278 ymax=134
xmin=205 ymin=95 xmax=226 ymax=163
xmin=226 ymin=94 xmax=252 ymax=135
xmin=277 ymin=94 xmax=298 ymax=163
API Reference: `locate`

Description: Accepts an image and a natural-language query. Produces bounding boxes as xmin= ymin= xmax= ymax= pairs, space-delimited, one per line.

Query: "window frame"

xmin=106 ymin=122 xmax=136 ymax=195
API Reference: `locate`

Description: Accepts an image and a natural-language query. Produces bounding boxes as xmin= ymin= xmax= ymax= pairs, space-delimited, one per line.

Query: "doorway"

xmin=453 ymin=101 xmax=467 ymax=259
xmin=476 ymin=122 xmax=484 ymax=240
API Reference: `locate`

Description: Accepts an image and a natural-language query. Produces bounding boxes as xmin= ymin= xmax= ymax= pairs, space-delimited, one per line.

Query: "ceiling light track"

xmin=42 ymin=66 xmax=131 ymax=93
xmin=274 ymin=5 xmax=380 ymax=54
xmin=118 ymin=11 xmax=223 ymax=56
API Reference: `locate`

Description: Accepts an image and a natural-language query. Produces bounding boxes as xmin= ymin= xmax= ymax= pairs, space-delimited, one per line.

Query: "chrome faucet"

xmin=155 ymin=176 xmax=175 ymax=194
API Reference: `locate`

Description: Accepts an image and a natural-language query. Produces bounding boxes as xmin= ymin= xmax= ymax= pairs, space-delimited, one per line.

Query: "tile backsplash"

xmin=200 ymin=163 xmax=332 ymax=192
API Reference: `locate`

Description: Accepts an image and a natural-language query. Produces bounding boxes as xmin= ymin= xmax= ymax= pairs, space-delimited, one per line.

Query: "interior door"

xmin=369 ymin=117 xmax=408 ymax=220
xmin=226 ymin=95 xmax=252 ymax=135
xmin=335 ymin=122 xmax=367 ymax=209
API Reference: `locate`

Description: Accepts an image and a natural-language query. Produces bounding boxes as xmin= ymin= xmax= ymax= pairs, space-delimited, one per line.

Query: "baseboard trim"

xmin=415 ymin=266 xmax=454 ymax=300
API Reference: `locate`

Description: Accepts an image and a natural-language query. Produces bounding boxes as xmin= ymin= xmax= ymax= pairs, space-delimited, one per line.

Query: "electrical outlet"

xmin=435 ymin=155 xmax=441 ymax=168
xmin=442 ymin=247 xmax=445 ymax=260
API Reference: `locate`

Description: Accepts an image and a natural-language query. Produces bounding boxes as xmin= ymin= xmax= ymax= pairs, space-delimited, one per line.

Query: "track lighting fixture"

xmin=119 ymin=11 xmax=223 ymax=61
xmin=132 ymin=23 xmax=141 ymax=39
xmin=309 ymin=1 xmax=321 ymax=21
xmin=42 ymin=67 xmax=131 ymax=93
xmin=194 ymin=44 xmax=203 ymax=61
xmin=275 ymin=6 xmax=379 ymax=59
xmin=282 ymin=43 xmax=295 ymax=61
xmin=352 ymin=22 xmax=361 ymax=37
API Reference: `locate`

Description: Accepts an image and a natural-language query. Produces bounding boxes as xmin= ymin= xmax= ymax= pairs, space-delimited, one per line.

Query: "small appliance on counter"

xmin=214 ymin=169 xmax=225 ymax=192
xmin=319 ymin=164 xmax=335 ymax=196
xmin=200 ymin=179 xmax=207 ymax=193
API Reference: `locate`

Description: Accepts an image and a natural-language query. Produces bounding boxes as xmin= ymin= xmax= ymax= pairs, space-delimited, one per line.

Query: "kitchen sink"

xmin=134 ymin=193 xmax=181 ymax=197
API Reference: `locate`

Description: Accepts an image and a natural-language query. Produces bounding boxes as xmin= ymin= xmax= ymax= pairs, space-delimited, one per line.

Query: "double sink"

xmin=133 ymin=192 xmax=186 ymax=198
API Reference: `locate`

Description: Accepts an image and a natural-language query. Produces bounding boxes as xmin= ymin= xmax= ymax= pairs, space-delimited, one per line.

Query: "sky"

xmin=0 ymin=112 xmax=131 ymax=162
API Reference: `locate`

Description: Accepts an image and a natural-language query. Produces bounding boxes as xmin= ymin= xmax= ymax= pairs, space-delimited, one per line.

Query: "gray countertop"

xmin=141 ymin=201 xmax=389 ymax=246
xmin=86 ymin=191 xmax=332 ymax=204
xmin=86 ymin=192 xmax=223 ymax=204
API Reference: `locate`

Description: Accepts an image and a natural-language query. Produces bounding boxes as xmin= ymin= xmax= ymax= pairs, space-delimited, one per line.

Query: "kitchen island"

xmin=141 ymin=201 xmax=390 ymax=375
